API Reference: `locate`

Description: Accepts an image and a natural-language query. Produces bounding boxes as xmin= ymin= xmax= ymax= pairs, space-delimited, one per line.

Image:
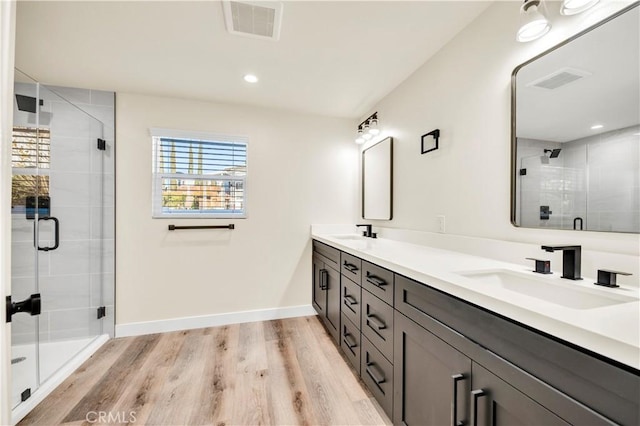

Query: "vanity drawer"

xmin=361 ymin=335 xmax=393 ymax=418
xmin=362 ymin=261 xmax=394 ymax=306
xmin=312 ymin=240 xmax=340 ymax=270
xmin=341 ymin=252 xmax=362 ymax=284
xmin=361 ymin=289 xmax=394 ymax=362
xmin=342 ymin=276 xmax=361 ymax=329
xmin=340 ymin=313 xmax=361 ymax=375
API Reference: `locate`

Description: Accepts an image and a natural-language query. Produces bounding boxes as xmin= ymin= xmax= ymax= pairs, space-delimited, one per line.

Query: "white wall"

xmin=361 ymin=1 xmax=639 ymax=258
xmin=116 ymin=93 xmax=358 ymax=326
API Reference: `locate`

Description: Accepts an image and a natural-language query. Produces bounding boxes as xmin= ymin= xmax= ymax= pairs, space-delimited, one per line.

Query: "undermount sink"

xmin=330 ymin=234 xmax=365 ymax=241
xmin=457 ymin=269 xmax=637 ymax=310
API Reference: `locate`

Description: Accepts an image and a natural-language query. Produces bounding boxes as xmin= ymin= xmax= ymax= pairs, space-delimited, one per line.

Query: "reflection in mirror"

xmin=512 ymin=3 xmax=639 ymax=233
xmin=362 ymin=137 xmax=393 ymax=220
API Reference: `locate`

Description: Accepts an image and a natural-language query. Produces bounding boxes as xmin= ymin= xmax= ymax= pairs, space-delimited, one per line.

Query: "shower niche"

xmin=10 ymin=70 xmax=115 ymax=418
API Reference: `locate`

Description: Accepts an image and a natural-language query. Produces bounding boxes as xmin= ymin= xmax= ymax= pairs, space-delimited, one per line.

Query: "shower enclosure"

xmin=9 ymin=70 xmax=115 ymax=416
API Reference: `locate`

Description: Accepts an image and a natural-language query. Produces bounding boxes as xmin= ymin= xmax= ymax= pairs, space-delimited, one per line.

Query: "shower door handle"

xmin=6 ymin=293 xmax=41 ymax=323
xmin=37 ymin=216 xmax=59 ymax=251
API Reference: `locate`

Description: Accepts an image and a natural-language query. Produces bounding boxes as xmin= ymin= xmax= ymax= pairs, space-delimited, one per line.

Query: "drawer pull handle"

xmin=451 ymin=374 xmax=466 ymax=426
xmin=366 ymin=275 xmax=386 ymax=288
xmin=366 ymin=314 xmax=386 ymax=330
xmin=342 ymin=334 xmax=357 ymax=349
xmin=365 ymin=362 xmax=385 ymax=385
xmin=344 ymin=262 xmax=358 ymax=273
xmin=344 ymin=295 xmax=357 ymax=305
xmin=471 ymin=389 xmax=487 ymax=426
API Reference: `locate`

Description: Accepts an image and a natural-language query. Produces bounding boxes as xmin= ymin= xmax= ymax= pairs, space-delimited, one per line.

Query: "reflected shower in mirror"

xmin=512 ymin=3 xmax=639 ymax=233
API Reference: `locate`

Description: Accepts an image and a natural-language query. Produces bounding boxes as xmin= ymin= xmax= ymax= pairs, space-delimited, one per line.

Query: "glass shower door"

xmin=11 ymin=71 xmax=106 ymax=409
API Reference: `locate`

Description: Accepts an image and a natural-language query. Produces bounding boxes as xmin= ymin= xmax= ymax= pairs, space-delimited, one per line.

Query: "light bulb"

xmin=517 ymin=2 xmax=551 ymax=42
xmin=368 ymin=118 xmax=380 ymax=135
xmin=560 ymin=0 xmax=599 ymax=15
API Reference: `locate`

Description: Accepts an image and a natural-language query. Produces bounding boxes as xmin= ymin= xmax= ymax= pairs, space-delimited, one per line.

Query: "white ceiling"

xmin=15 ymin=1 xmax=492 ymax=119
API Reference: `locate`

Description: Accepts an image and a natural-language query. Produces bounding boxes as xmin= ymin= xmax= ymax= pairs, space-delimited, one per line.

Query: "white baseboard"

xmin=115 ymin=304 xmax=317 ymax=338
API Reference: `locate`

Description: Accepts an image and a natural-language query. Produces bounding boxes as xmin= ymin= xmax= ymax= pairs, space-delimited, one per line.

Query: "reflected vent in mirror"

xmin=527 ymin=67 xmax=591 ymax=90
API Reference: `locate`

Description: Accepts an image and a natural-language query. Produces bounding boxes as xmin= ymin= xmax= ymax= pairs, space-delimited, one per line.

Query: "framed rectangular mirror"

xmin=362 ymin=137 xmax=393 ymax=220
xmin=511 ymin=3 xmax=639 ymax=233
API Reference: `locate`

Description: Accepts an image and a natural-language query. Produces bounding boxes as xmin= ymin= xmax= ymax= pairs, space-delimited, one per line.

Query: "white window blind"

xmin=151 ymin=129 xmax=248 ymax=218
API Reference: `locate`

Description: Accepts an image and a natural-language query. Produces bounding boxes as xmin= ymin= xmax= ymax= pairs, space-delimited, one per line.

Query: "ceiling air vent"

xmin=526 ymin=67 xmax=591 ymax=90
xmin=222 ymin=1 xmax=283 ymax=41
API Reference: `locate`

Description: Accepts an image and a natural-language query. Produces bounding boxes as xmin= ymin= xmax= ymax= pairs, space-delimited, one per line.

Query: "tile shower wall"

xmin=582 ymin=125 xmax=639 ymax=232
xmin=11 ymin=83 xmax=115 ymax=344
xmin=516 ymin=125 xmax=639 ymax=232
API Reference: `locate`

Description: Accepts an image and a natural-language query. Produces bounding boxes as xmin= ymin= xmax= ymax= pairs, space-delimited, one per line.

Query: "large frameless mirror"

xmin=511 ymin=3 xmax=639 ymax=233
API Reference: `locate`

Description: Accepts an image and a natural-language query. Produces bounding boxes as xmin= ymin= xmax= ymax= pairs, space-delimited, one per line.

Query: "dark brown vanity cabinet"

xmin=394 ymin=312 xmax=570 ymax=426
xmin=312 ymin=240 xmax=636 ymax=425
xmin=312 ymin=241 xmax=341 ymax=343
xmin=394 ymin=313 xmax=471 ymax=426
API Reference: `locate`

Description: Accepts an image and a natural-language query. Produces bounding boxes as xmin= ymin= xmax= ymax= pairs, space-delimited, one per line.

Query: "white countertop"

xmin=312 ymin=230 xmax=640 ymax=370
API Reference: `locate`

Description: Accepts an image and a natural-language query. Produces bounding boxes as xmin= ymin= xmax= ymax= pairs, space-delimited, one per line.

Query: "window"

xmin=11 ymin=126 xmax=50 ymax=215
xmin=151 ymin=129 xmax=248 ymax=218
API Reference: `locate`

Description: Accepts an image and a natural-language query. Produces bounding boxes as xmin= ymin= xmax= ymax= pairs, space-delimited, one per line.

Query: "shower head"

xmin=15 ymin=94 xmax=43 ymax=113
xmin=543 ymin=148 xmax=562 ymax=159
xmin=16 ymin=94 xmax=37 ymax=113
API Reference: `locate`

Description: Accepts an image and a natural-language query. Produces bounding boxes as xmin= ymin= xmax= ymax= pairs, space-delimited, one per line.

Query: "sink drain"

xmin=11 ymin=357 xmax=26 ymax=365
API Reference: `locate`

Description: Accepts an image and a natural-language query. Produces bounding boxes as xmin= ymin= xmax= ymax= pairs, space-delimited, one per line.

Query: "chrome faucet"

xmin=356 ymin=224 xmax=377 ymax=238
xmin=541 ymin=245 xmax=582 ymax=280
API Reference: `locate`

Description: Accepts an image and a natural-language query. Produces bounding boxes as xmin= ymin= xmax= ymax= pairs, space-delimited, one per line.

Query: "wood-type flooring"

xmin=18 ymin=316 xmax=391 ymax=426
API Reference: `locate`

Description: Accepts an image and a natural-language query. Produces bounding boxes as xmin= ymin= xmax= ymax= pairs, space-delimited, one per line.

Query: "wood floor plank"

xmin=18 ymin=316 xmax=391 ymax=426
xmin=188 ymin=324 xmax=239 ymax=426
xmin=291 ymin=317 xmax=363 ymax=425
xmin=62 ymin=334 xmax=161 ymax=423
xmin=232 ymin=321 xmax=271 ymax=425
xmin=264 ymin=319 xmax=317 ymax=426
xmin=109 ymin=330 xmax=189 ymax=425
xmin=17 ymin=337 xmax=133 ymax=425
xmin=144 ymin=329 xmax=211 ymax=425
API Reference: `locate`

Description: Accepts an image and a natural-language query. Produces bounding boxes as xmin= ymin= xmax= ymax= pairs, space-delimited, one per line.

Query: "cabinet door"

xmin=471 ymin=363 xmax=569 ymax=426
xmin=394 ymin=313 xmax=471 ymax=426
xmin=324 ymin=265 xmax=341 ymax=343
xmin=312 ymin=254 xmax=326 ymax=315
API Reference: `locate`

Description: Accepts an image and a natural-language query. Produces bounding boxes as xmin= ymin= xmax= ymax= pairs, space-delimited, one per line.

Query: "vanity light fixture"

xmin=517 ymin=0 xmax=552 ymax=42
xmin=560 ymin=0 xmax=599 ymax=15
xmin=243 ymin=74 xmax=259 ymax=83
xmin=591 ymin=124 xmax=603 ymax=130
xmin=355 ymin=112 xmax=380 ymax=144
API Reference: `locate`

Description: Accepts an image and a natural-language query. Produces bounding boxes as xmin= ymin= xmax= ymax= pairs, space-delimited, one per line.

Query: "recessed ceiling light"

xmin=591 ymin=124 xmax=603 ymax=130
xmin=243 ymin=74 xmax=258 ymax=83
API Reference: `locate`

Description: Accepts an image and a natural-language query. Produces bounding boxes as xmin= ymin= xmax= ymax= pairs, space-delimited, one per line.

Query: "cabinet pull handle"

xmin=451 ymin=374 xmax=466 ymax=426
xmin=471 ymin=389 xmax=487 ymax=426
xmin=366 ymin=314 xmax=386 ymax=330
xmin=344 ymin=262 xmax=358 ymax=273
xmin=344 ymin=295 xmax=357 ymax=305
xmin=319 ymin=269 xmax=328 ymax=290
xmin=342 ymin=334 xmax=357 ymax=349
xmin=365 ymin=362 xmax=385 ymax=385
xmin=366 ymin=275 xmax=386 ymax=288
